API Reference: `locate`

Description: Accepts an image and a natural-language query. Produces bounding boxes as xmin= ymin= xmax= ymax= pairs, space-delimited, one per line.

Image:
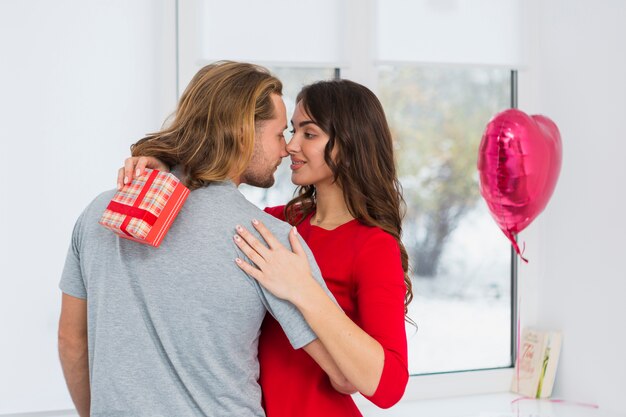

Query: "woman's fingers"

xmin=251 ymin=220 xmax=283 ymax=250
xmin=125 ymin=156 xmax=152 ymax=183
xmin=235 ymin=225 xmax=271 ymax=259
xmin=117 ymin=157 xmax=139 ymax=189
xmin=234 ymin=222 xmax=315 ymax=303
xmin=234 ymin=257 xmax=264 ymax=282
xmin=135 ymin=156 xmax=151 ymax=178
xmin=122 ymin=156 xmax=155 ymax=185
xmin=233 ymin=233 xmax=266 ymax=268
xmin=118 ymin=156 xmax=170 ymax=190
xmin=137 ymin=156 xmax=170 ymax=173
xmin=123 ymin=157 xmax=139 ymax=186
xmin=288 ymin=227 xmax=306 ymax=257
xmin=117 ymin=167 xmax=125 ymax=190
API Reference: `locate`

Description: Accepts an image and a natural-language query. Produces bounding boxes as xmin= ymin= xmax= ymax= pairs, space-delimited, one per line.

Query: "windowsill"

xmin=357 ymin=392 xmax=621 ymax=417
xmin=352 ymin=369 xmax=622 ymax=417
xmin=354 ymin=367 xmax=514 ymax=406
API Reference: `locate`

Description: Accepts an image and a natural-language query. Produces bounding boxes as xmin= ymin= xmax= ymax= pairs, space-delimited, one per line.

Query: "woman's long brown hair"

xmin=131 ymin=61 xmax=282 ymax=190
xmin=285 ymin=80 xmax=414 ymax=319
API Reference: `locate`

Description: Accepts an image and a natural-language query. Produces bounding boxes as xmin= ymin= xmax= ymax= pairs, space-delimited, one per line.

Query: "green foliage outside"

xmin=378 ymin=66 xmax=510 ymax=277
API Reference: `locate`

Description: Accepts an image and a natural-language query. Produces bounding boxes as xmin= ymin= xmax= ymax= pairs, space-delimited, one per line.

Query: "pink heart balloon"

xmin=477 ymin=109 xmax=562 ymax=261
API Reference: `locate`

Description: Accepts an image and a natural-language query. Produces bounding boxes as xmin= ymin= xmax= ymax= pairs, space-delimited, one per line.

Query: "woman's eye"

xmin=304 ymin=133 xmax=315 ymax=139
xmin=289 ymin=129 xmax=295 ymax=134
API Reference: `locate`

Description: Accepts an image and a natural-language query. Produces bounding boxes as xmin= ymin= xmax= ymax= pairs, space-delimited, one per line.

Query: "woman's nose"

xmin=286 ymin=135 xmax=300 ymax=153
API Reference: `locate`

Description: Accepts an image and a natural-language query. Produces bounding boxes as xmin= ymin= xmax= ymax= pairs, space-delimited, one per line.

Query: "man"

xmin=58 ymin=61 xmax=347 ymax=417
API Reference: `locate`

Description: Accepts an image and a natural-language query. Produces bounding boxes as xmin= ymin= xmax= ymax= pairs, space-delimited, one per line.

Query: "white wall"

xmin=519 ymin=0 xmax=626 ymax=414
xmin=0 ymin=1 xmax=177 ymax=413
xmin=2 ymin=0 xmax=625 ymax=415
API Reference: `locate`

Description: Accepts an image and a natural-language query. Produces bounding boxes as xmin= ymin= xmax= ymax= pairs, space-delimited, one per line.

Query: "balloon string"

xmin=511 ymin=233 xmax=529 ymax=263
xmin=515 ymin=292 xmax=521 ymax=393
xmin=512 ymin=287 xmax=523 ymax=417
xmin=511 ymin=396 xmax=599 ymax=409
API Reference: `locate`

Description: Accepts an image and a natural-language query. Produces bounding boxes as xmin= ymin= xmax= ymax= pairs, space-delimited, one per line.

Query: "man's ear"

xmin=240 ymin=124 xmax=260 ymax=152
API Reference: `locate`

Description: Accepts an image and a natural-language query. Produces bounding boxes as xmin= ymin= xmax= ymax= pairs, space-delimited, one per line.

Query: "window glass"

xmin=241 ymin=65 xmax=514 ymax=375
xmin=378 ymin=65 xmax=513 ymax=374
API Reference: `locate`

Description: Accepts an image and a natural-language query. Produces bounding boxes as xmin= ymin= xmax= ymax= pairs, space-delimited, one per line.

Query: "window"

xmin=378 ymin=66 xmax=514 ymax=374
xmin=241 ymin=65 xmax=516 ymax=375
xmin=181 ymin=0 xmax=523 ymax=386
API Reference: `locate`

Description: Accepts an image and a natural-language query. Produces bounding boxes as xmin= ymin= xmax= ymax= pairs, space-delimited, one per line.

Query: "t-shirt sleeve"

xmin=354 ymin=231 xmax=409 ymax=408
xmin=59 ymin=211 xmax=88 ymax=299
xmin=252 ymin=232 xmax=336 ymax=349
xmin=244 ymin=220 xmax=337 ymax=350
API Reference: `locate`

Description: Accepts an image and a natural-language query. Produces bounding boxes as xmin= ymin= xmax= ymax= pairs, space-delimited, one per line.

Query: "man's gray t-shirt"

xmin=60 ymin=180 xmax=328 ymax=417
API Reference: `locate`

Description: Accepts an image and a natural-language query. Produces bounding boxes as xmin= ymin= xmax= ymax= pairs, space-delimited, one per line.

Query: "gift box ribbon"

xmin=109 ymin=169 xmax=160 ymax=237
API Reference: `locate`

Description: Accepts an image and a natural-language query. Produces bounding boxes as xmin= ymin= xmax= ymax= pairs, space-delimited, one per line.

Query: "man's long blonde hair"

xmin=131 ymin=61 xmax=283 ymax=190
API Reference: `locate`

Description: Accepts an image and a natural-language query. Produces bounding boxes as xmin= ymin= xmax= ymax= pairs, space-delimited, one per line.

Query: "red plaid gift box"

xmin=99 ymin=169 xmax=190 ymax=247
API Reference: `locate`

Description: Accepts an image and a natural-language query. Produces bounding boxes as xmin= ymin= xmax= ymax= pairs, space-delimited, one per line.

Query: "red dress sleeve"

xmin=353 ymin=231 xmax=409 ymax=408
xmin=263 ymin=205 xmax=287 ymax=221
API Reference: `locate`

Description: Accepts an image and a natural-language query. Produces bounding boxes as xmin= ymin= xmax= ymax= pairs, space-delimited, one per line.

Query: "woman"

xmin=120 ymin=80 xmax=412 ymax=416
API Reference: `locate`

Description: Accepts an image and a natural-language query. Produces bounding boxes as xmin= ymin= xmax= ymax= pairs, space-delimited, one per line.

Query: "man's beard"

xmin=240 ymin=139 xmax=277 ymax=188
xmin=241 ymin=168 xmax=275 ymax=188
